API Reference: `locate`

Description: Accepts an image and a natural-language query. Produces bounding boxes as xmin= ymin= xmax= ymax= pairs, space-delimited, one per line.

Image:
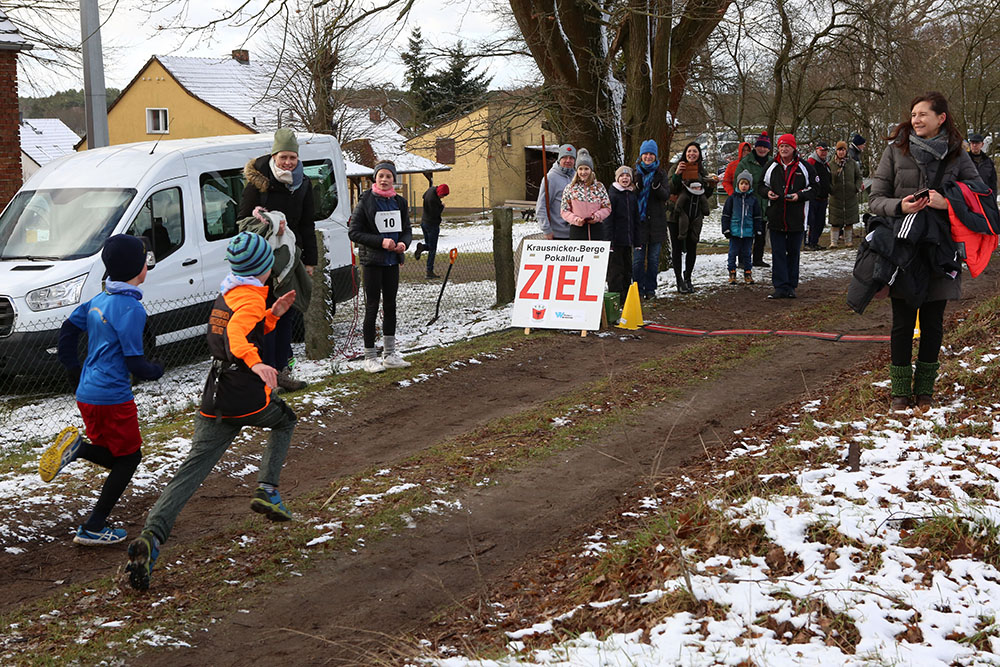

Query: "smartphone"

xmin=784 ymin=193 xmax=795 ymax=200
xmin=911 ymin=188 xmax=930 ymax=201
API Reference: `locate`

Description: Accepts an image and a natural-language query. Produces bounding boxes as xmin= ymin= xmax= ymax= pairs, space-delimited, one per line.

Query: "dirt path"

xmin=6 ymin=265 xmax=1000 ymax=665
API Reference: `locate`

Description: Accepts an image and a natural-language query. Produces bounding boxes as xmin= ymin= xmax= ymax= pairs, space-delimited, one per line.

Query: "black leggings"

xmin=362 ymin=264 xmax=399 ymax=349
xmin=666 ymin=220 xmax=698 ymax=279
xmin=77 ymin=444 xmax=142 ymax=531
xmin=890 ymin=298 xmax=947 ymax=366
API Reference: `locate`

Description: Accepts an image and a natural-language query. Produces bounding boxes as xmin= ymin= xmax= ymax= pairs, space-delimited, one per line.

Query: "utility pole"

xmin=81 ymin=0 xmax=109 ymax=148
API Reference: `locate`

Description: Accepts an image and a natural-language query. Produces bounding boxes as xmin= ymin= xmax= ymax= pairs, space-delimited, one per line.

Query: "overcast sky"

xmin=24 ymin=0 xmax=536 ymax=95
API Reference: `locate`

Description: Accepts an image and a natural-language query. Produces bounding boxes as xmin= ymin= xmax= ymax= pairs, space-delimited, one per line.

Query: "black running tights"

xmin=77 ymin=444 xmax=142 ymax=531
xmin=890 ymin=298 xmax=947 ymax=366
xmin=362 ymin=264 xmax=399 ymax=349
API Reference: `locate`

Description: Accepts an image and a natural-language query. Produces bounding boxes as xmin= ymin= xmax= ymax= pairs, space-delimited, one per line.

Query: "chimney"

xmin=369 ymin=108 xmax=381 ymax=123
xmin=232 ymin=49 xmax=249 ymax=63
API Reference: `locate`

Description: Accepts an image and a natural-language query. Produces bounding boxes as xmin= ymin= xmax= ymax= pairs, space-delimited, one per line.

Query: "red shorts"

xmin=77 ymin=400 xmax=142 ymax=457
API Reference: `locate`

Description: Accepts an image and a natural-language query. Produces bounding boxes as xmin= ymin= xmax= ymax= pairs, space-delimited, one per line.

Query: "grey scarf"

xmin=909 ymin=133 xmax=950 ymax=164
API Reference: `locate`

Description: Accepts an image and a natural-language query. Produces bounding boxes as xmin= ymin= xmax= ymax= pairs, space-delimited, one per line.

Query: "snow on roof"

xmin=20 ymin=118 xmax=81 ymax=167
xmin=156 ymin=55 xmax=285 ymax=132
xmin=345 ymin=159 xmax=372 ymax=178
xmin=153 ymin=56 xmax=447 ymax=173
xmin=336 ymin=107 xmax=450 ymax=174
xmin=0 ymin=9 xmax=31 ymax=50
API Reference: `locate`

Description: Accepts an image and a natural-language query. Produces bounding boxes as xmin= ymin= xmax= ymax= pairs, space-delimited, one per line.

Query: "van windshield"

xmin=0 ymin=188 xmax=136 ymax=260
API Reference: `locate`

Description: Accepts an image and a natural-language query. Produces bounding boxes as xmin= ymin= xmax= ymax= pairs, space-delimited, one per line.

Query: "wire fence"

xmin=0 ymin=215 xmax=542 ymax=448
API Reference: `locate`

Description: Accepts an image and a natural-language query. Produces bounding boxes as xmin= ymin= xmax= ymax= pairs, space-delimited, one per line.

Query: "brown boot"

xmin=914 ymin=394 xmax=933 ymax=411
xmin=890 ymin=395 xmax=911 ymax=413
xmin=744 ymin=270 xmax=754 ymax=285
xmin=729 ymin=270 xmax=738 ymax=285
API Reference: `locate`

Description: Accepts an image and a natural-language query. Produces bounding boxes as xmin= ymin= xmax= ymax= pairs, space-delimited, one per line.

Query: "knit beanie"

xmin=777 ymin=133 xmax=797 ymax=150
xmin=639 ymin=139 xmax=659 ymax=158
xmin=615 ymin=165 xmax=634 ymax=180
xmin=755 ymin=131 xmax=771 ymax=149
xmin=226 ymin=232 xmax=274 ymax=277
xmin=736 ymin=169 xmax=753 ymax=187
xmin=576 ymin=148 xmax=594 ymax=170
xmin=102 ymin=234 xmax=147 ymax=282
xmin=271 ymin=128 xmax=299 ymax=155
xmin=835 ymin=140 xmax=848 ymax=150
xmin=436 ymin=183 xmax=450 ymax=197
xmin=557 ymin=144 xmax=577 ymax=160
xmin=373 ymin=160 xmax=397 ymax=180
xmin=851 ymin=133 xmax=866 ymax=147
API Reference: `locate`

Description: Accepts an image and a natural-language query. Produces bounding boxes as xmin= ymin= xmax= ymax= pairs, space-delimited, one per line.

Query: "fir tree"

xmin=427 ymin=42 xmax=491 ymax=122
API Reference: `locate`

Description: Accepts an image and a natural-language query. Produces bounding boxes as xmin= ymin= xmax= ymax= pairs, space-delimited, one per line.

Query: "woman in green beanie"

xmin=238 ymin=128 xmax=316 ymax=392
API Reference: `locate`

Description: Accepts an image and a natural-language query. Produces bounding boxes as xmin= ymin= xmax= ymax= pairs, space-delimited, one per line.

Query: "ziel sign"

xmin=511 ymin=240 xmax=610 ymax=331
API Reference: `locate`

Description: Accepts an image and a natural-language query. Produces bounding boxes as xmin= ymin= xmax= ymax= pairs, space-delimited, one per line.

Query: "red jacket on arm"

xmin=722 ymin=142 xmax=752 ymax=196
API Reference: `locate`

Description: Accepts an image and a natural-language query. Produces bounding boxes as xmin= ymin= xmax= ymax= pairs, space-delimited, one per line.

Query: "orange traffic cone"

xmin=616 ymin=282 xmax=644 ymax=330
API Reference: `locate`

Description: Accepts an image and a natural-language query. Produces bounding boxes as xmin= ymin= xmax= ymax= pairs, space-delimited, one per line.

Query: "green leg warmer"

xmin=913 ymin=360 xmax=940 ymax=396
xmin=889 ymin=364 xmax=913 ymax=397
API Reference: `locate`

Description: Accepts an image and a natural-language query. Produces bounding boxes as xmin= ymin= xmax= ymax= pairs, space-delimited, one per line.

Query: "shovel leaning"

xmin=427 ymin=248 xmax=458 ymax=326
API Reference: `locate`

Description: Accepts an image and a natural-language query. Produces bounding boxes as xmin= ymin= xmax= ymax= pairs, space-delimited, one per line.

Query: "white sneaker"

xmin=382 ymin=352 xmax=411 ymax=369
xmin=362 ymin=357 xmax=385 ymax=373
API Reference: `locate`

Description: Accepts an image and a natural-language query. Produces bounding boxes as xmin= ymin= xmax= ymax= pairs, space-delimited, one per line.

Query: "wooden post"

xmin=305 ymin=229 xmax=334 ymax=360
xmin=493 ymin=206 xmax=515 ymax=306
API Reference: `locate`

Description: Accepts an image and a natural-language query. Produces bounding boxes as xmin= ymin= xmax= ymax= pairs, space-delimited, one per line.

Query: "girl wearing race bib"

xmin=348 ymin=160 xmax=413 ymax=373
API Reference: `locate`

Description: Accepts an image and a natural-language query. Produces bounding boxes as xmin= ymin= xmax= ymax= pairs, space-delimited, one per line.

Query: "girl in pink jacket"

xmin=560 ymin=148 xmax=611 ymax=241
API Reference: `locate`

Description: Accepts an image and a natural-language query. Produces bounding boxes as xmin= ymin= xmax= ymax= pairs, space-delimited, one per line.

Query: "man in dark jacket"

xmin=805 ymin=141 xmax=831 ymax=250
xmin=967 ymin=133 xmax=997 ymax=194
xmin=737 ymin=132 xmax=772 ymax=267
xmin=849 ymin=134 xmax=868 ymax=178
xmin=759 ymin=133 xmax=817 ymax=299
xmin=416 ymin=183 xmax=448 ymax=279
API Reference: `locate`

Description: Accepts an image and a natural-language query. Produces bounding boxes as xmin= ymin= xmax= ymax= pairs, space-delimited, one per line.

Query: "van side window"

xmin=126 ymin=187 xmax=184 ymax=261
xmin=200 ymin=169 xmax=244 ymax=241
xmin=303 ymin=159 xmax=338 ymax=220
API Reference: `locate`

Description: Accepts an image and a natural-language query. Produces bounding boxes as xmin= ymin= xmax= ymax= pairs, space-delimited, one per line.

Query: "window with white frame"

xmin=146 ymin=108 xmax=169 ymax=134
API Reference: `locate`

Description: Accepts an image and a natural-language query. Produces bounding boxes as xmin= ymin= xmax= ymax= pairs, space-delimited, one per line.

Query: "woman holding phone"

xmin=869 ymin=91 xmax=984 ymax=412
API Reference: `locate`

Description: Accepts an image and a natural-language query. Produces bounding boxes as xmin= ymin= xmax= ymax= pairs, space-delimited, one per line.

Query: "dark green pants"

xmin=143 ymin=398 xmax=296 ymax=544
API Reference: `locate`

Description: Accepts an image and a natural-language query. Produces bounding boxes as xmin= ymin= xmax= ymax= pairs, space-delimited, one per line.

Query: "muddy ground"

xmin=6 ymin=264 xmax=1000 ymax=665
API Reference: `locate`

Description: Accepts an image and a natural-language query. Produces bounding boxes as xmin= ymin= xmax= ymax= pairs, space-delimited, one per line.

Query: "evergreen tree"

xmin=427 ymin=42 xmax=491 ymax=122
xmin=400 ymin=28 xmax=436 ymax=125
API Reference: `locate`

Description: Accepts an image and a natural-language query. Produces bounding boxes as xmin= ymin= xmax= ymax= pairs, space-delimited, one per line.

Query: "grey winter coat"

xmin=535 ymin=165 xmax=574 ymax=239
xmin=828 ymin=157 xmax=863 ymax=228
xmin=869 ymin=141 xmax=984 ymax=302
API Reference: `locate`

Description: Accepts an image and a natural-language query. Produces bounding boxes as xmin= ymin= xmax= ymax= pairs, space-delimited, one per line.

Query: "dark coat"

xmin=238 ymin=156 xmax=318 ymax=266
xmin=828 ymin=157 xmax=863 ymax=228
xmin=969 ymin=151 xmax=998 ymax=194
xmin=421 ymin=186 xmax=445 ymax=226
xmin=348 ymin=190 xmax=413 ymax=266
xmin=634 ymin=167 xmax=671 ymax=245
xmin=758 ymin=157 xmax=817 ymax=232
xmin=869 ymin=141 xmax=985 ymax=302
xmin=606 ymin=185 xmax=639 ymax=247
xmin=806 ymin=155 xmax=832 ymax=200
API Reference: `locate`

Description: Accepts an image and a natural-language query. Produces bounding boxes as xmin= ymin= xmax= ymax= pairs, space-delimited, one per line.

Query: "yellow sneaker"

xmin=39 ymin=426 xmax=82 ymax=482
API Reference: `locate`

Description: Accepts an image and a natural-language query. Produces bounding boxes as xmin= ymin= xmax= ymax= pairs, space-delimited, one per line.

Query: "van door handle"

xmin=182 ymin=258 xmax=198 ymax=266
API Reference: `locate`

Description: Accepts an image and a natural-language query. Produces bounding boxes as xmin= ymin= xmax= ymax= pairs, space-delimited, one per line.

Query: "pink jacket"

xmin=561 ymin=181 xmax=611 ymax=226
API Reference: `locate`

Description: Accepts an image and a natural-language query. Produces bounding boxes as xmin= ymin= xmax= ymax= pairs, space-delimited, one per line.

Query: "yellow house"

xmin=78 ymin=52 xmax=278 ymax=149
xmin=403 ymin=101 xmax=553 ymax=215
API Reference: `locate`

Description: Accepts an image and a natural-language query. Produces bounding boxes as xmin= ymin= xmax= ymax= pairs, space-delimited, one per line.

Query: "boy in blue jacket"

xmin=722 ymin=170 xmax=764 ymax=284
xmin=41 ymin=234 xmax=163 ymax=545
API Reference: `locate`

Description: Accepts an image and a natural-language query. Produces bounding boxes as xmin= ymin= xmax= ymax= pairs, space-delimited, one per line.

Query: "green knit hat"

xmin=272 ymin=128 xmax=299 ymax=155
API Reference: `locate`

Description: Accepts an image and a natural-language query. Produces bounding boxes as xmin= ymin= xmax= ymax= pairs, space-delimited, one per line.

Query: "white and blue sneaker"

xmin=73 ymin=525 xmax=127 ymax=546
xmin=39 ymin=426 xmax=82 ymax=483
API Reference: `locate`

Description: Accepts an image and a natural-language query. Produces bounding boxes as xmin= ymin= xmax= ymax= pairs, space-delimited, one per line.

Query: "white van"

xmin=0 ymin=133 xmax=356 ymax=379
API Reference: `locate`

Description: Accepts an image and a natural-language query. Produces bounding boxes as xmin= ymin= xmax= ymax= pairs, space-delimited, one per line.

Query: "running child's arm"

xmin=114 ymin=306 xmax=163 ymax=381
xmin=57 ymin=303 xmax=89 ymax=387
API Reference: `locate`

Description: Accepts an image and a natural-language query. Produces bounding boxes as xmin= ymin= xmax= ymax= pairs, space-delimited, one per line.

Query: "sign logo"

xmin=531 ymin=306 xmax=546 ymax=320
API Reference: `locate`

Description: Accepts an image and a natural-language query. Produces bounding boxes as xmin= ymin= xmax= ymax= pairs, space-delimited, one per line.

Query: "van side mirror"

xmin=138 ymin=235 xmax=156 ymax=269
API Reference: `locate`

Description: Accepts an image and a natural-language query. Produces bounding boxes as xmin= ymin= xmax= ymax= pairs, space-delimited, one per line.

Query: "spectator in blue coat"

xmin=722 ymin=170 xmax=763 ymax=285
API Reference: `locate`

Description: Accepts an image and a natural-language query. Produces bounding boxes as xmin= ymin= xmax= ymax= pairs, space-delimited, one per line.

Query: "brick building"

xmin=0 ymin=10 xmax=32 ymax=207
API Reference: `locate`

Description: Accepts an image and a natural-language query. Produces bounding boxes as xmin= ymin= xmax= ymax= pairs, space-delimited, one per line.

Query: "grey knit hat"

xmin=576 ymin=148 xmax=594 ymax=170
xmin=271 ymin=128 xmax=299 ymax=155
xmin=736 ymin=169 xmax=753 ymax=188
xmin=372 ymin=160 xmax=397 ymax=180
xmin=615 ymin=165 xmax=633 ymax=180
xmin=557 ymin=144 xmax=577 ymax=160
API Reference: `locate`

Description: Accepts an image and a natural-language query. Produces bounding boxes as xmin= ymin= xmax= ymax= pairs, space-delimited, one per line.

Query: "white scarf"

xmin=270 ymin=157 xmax=294 ymax=185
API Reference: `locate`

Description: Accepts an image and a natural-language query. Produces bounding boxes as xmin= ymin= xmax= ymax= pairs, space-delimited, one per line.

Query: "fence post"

xmin=306 ymin=229 xmax=333 ymax=360
xmin=493 ymin=206 xmax=515 ymax=306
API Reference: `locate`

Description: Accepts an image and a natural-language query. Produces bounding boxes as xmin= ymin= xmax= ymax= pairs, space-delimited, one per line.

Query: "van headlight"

xmin=26 ymin=275 xmax=87 ymax=311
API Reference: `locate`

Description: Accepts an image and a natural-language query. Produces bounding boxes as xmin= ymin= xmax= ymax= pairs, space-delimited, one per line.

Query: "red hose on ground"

xmin=642 ymin=322 xmax=889 ymax=342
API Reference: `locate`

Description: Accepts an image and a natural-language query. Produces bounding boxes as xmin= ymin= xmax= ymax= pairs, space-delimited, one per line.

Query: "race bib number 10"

xmin=375 ymin=210 xmax=401 ymax=234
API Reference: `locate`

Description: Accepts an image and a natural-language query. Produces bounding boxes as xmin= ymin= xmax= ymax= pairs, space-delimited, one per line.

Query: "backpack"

xmin=942 ymin=180 xmax=999 ymax=278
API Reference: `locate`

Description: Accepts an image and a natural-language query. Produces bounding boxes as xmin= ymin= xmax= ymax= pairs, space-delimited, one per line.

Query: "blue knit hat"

xmin=639 ymin=139 xmax=659 ymax=158
xmin=102 ymin=234 xmax=147 ymax=282
xmin=227 ymin=232 xmax=274 ymax=277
